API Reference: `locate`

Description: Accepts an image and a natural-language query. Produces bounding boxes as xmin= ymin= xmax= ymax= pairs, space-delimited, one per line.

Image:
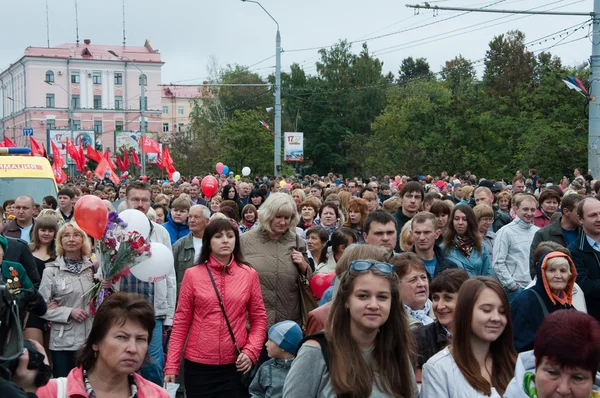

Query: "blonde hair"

xmin=258 ymin=192 xmax=299 ymax=235
xmin=55 ymin=222 xmax=92 ymax=257
xmin=473 ymin=204 xmax=494 ymax=220
xmin=399 ymin=219 xmax=413 ymax=252
xmin=382 ymin=196 xmax=402 ymax=213
xmin=292 ymin=189 xmax=306 ymax=202
xmin=146 ymin=207 xmax=157 ymax=222
xmin=546 ymin=256 xmax=572 ymax=276
xmin=462 ymin=186 xmax=475 ymax=201
xmin=38 ymin=208 xmax=61 ymax=223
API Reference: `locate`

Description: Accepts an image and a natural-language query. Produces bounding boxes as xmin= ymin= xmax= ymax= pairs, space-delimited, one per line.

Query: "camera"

xmin=0 ymin=284 xmax=51 ymax=387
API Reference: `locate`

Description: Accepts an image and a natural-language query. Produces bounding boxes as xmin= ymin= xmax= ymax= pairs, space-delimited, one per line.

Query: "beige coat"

xmin=241 ymin=228 xmax=311 ymax=327
xmin=39 ymin=256 xmax=95 ymax=351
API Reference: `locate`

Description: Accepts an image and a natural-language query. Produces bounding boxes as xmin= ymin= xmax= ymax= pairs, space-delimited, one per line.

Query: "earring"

xmin=94 ymin=350 xmax=98 ymax=358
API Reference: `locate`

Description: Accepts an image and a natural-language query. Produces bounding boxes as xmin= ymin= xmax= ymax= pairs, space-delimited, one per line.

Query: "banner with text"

xmin=49 ymin=130 xmax=94 ymax=164
xmin=284 ymin=132 xmax=304 ymax=162
xmin=115 ymin=131 xmax=159 ymax=163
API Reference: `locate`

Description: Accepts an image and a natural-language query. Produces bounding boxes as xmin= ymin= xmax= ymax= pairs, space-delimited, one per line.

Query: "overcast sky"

xmin=0 ymin=0 xmax=593 ymax=84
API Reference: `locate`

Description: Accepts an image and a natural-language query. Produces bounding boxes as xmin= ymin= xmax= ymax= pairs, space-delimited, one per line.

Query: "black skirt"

xmin=183 ymin=359 xmax=249 ymax=398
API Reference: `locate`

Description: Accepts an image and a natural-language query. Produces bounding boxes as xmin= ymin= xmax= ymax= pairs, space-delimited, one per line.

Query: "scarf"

xmin=453 ymin=235 xmax=474 ymax=258
xmin=405 ymin=299 xmax=434 ymax=326
xmin=242 ymin=220 xmax=255 ymax=230
xmin=64 ymin=257 xmax=85 ymax=274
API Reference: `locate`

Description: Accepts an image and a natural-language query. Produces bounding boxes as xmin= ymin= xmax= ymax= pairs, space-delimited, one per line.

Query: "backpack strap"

xmin=530 ymin=289 xmax=549 ymax=318
xmin=298 ymin=331 xmax=331 ymax=372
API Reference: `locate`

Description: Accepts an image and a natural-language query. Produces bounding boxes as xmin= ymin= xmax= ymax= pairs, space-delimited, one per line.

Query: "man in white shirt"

xmin=172 ymin=205 xmax=210 ymax=292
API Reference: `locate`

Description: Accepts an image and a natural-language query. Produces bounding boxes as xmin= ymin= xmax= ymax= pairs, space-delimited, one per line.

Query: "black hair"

xmin=198 ymin=219 xmax=247 ymax=265
xmin=43 ymin=195 xmax=58 ymax=210
xmin=57 ymin=188 xmax=74 ymax=199
xmin=363 ymin=210 xmax=396 ymax=235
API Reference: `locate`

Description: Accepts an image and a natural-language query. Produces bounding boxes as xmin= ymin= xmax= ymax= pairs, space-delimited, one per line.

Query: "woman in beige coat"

xmin=39 ymin=221 xmax=95 ymax=377
xmin=241 ymin=193 xmax=312 ymax=330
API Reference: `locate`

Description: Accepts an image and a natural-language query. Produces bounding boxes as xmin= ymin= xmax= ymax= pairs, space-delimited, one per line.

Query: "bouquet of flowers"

xmin=88 ymin=212 xmax=152 ymax=314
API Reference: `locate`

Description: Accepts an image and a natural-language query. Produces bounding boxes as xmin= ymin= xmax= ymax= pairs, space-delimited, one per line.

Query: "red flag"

xmin=94 ymin=158 xmax=120 ymax=185
xmin=122 ymin=147 xmax=131 ymax=169
xmin=29 ymin=137 xmax=44 ymax=157
xmin=86 ymin=145 xmax=102 ymax=163
xmin=78 ymin=143 xmax=85 ymax=169
xmin=4 ymin=137 xmax=16 ymax=148
xmin=141 ymin=136 xmax=160 ymax=154
xmin=162 ymin=146 xmax=176 ymax=174
xmin=116 ymin=155 xmax=126 ymax=172
xmin=259 ymin=119 xmax=271 ymax=131
xmin=50 ymin=140 xmax=67 ymax=183
xmin=65 ymin=139 xmax=80 ymax=172
xmin=131 ymin=150 xmax=142 ymax=169
xmin=155 ymin=152 xmax=162 ymax=170
xmin=103 ymin=148 xmax=117 ymax=170
xmin=50 ymin=141 xmax=64 ymax=168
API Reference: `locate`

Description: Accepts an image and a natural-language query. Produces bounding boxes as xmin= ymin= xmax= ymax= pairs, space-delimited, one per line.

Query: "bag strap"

xmin=530 ymin=289 xmax=549 ymax=318
xmin=205 ymin=264 xmax=242 ymax=356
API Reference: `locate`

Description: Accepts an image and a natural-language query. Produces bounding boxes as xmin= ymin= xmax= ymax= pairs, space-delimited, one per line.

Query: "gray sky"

xmin=0 ymin=0 xmax=593 ymax=84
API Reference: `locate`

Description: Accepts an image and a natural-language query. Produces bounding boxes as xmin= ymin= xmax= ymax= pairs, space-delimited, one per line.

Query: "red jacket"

xmin=36 ymin=366 xmax=169 ymax=398
xmin=533 ymin=209 xmax=552 ymax=229
xmin=165 ymin=255 xmax=267 ymax=375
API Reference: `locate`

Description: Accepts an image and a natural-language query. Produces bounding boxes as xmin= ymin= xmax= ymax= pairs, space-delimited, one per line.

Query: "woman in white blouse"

xmin=421 ymin=277 xmax=517 ymax=397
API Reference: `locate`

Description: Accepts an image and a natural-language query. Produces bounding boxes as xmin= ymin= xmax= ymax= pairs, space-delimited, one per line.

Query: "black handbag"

xmin=205 ymin=264 xmax=257 ymax=388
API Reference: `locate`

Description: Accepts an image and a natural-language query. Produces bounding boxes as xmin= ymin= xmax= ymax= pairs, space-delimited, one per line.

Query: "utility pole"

xmin=242 ymin=0 xmax=282 ymax=176
xmin=406 ymin=2 xmax=599 ymax=177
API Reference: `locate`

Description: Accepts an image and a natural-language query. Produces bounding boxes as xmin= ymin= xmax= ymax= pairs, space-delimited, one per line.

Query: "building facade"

xmin=160 ymin=84 xmax=205 ymax=134
xmin=0 ymin=39 xmax=163 ymax=153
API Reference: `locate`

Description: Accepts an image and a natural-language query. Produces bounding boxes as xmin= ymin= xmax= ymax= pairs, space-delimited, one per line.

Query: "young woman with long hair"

xmin=24 ymin=216 xmax=59 ymax=345
xmin=164 ymin=219 xmax=267 ymax=397
xmin=443 ymin=204 xmax=491 ymax=277
xmin=421 ymin=277 xmax=517 ymax=397
xmin=284 ymin=258 xmax=418 ymax=397
xmin=344 ymin=198 xmax=369 ymax=243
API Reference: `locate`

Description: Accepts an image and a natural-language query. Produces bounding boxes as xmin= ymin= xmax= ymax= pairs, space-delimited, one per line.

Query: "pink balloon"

xmin=192 ymin=178 xmax=200 ymax=185
xmin=285 ymin=183 xmax=292 ymax=189
xmin=215 ymin=162 xmax=224 ymax=174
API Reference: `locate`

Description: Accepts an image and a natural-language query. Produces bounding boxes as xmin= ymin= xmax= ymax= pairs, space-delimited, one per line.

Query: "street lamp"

xmin=45 ymin=80 xmax=75 ymax=176
xmin=242 ymin=0 xmax=282 ymax=176
xmin=108 ymin=50 xmax=147 ymax=176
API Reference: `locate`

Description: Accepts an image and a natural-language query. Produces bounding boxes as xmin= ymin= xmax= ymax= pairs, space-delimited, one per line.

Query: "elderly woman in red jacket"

xmin=164 ymin=219 xmax=268 ymax=398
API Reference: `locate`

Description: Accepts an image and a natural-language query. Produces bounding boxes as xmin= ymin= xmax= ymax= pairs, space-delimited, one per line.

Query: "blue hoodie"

xmin=163 ymin=212 xmax=189 ymax=245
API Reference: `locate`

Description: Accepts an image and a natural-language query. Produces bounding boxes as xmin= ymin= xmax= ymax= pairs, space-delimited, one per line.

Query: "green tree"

xmin=397 ymin=57 xmax=434 ymax=85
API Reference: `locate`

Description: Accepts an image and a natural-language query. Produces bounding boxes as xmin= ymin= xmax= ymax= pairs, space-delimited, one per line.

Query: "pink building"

xmin=161 ymin=84 xmax=207 ymax=134
xmin=0 ymin=39 xmax=163 ymax=153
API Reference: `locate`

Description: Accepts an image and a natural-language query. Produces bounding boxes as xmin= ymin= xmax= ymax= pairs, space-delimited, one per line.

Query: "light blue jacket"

xmin=444 ymin=245 xmax=491 ymax=277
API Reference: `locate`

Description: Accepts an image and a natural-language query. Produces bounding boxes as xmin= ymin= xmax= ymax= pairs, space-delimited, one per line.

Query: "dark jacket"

xmin=393 ymin=208 xmax=412 ymax=252
xmin=410 ymin=244 xmax=457 ymax=280
xmin=0 ymin=219 xmax=34 ymax=241
xmin=412 ymin=321 xmax=449 ymax=368
xmin=492 ymin=209 xmax=511 ymax=233
xmin=172 ymin=233 xmax=195 ymax=293
xmin=5 ymin=237 xmax=40 ymax=288
xmin=529 ymin=217 xmax=582 ymax=276
xmin=510 ymin=252 xmax=576 ymax=352
xmin=569 ymin=233 xmax=600 ymax=322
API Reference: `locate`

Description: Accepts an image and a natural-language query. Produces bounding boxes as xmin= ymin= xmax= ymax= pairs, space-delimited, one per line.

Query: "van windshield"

xmin=0 ymin=178 xmax=57 ymax=205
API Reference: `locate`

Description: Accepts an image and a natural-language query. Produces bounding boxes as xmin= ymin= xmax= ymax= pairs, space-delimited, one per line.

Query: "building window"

xmin=114 ymin=72 xmax=123 ymax=85
xmin=178 ymin=106 xmax=184 ymax=115
xmin=115 ymin=96 xmax=123 ymax=110
xmin=73 ymin=120 xmax=81 ymax=130
xmin=71 ymin=95 xmax=80 ymax=109
xmin=45 ymin=71 xmax=54 ymax=83
xmin=178 ymin=123 xmax=184 ymax=132
xmin=93 ymin=72 xmax=102 ymax=84
xmin=71 ymin=72 xmax=80 ymax=84
xmin=115 ymin=121 xmax=123 ymax=132
xmin=163 ymin=106 xmax=169 ymax=114
xmin=93 ymin=95 xmax=102 ymax=109
xmin=46 ymin=120 xmax=55 ymax=130
xmin=94 ymin=121 xmax=102 ymax=134
xmin=139 ymin=74 xmax=147 ymax=86
xmin=46 ymin=93 xmax=55 ymax=108
xmin=162 ymin=123 xmax=169 ymax=133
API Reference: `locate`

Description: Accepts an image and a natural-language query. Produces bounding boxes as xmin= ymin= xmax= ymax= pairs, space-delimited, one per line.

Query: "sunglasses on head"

xmin=348 ymin=260 xmax=394 ymax=275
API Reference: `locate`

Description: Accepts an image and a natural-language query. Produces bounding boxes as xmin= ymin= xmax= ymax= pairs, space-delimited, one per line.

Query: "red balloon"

xmin=310 ymin=272 xmax=335 ymax=299
xmin=201 ymin=175 xmax=219 ymax=198
xmin=74 ymin=195 xmax=108 ymax=239
xmin=141 ymin=175 xmax=148 ymax=182
xmin=86 ymin=171 xmax=92 ymax=177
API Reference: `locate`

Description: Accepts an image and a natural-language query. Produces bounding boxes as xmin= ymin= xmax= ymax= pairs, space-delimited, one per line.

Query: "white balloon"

xmin=119 ymin=209 xmax=151 ymax=239
xmin=172 ymin=171 xmax=181 ymax=183
xmin=242 ymin=167 xmax=251 ymax=176
xmin=130 ymin=242 xmax=173 ymax=283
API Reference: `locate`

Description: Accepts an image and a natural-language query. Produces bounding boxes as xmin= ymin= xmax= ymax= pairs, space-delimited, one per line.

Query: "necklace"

xmin=83 ymin=369 xmax=138 ymax=398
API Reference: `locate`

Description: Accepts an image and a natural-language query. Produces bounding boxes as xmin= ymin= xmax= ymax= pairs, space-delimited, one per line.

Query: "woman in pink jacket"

xmin=164 ymin=219 xmax=268 ymax=397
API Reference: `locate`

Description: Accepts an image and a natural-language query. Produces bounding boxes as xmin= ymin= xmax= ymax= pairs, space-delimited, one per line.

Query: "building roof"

xmin=161 ymin=85 xmax=205 ymax=99
xmin=21 ymin=39 xmax=162 ymax=63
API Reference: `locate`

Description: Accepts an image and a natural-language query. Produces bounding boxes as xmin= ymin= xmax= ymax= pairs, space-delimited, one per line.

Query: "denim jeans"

xmin=51 ymin=350 xmax=77 ymax=378
xmin=140 ymin=318 xmax=164 ymax=386
xmin=505 ymin=286 xmax=524 ymax=306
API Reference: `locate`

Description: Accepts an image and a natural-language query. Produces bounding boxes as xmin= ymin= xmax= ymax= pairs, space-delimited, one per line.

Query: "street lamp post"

xmin=242 ymin=0 xmax=282 ymax=176
xmin=45 ymin=81 xmax=75 ymax=176
xmin=108 ymin=50 xmax=147 ymax=176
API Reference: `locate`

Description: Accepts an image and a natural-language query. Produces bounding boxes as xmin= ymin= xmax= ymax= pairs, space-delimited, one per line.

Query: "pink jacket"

xmin=164 ymin=255 xmax=267 ymax=375
xmin=36 ymin=366 xmax=169 ymax=398
xmin=533 ymin=209 xmax=552 ymax=229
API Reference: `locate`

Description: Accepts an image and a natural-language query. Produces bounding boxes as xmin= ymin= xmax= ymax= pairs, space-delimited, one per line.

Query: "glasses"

xmin=349 ymin=260 xmax=394 ymax=275
xmin=129 ymin=197 xmax=151 ymax=204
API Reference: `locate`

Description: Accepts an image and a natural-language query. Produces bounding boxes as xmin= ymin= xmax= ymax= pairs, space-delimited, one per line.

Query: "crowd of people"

xmin=2 ymin=167 xmax=600 ymax=397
